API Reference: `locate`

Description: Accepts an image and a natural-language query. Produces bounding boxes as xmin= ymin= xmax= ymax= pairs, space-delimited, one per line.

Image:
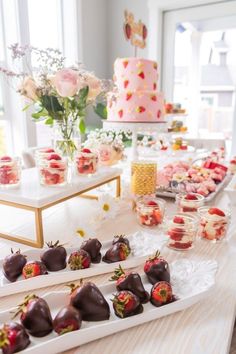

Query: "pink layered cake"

xmin=107 ymin=58 xmax=165 ymax=122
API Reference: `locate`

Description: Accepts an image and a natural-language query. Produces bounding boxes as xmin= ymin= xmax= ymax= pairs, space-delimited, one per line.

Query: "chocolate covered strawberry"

xmin=3 ymin=249 xmax=27 ymax=282
xmin=40 ymin=240 xmax=67 ymax=271
xmin=68 ymin=249 xmax=91 ymax=270
xmin=53 ymin=305 xmax=82 ymax=335
xmin=102 ymin=242 xmax=130 ymax=263
xmin=0 ymin=322 xmax=30 ymax=354
xmin=69 ymin=281 xmax=110 ymax=321
xmin=150 ymin=281 xmax=173 ymax=307
xmin=112 ymin=290 xmax=143 ymax=318
xmin=112 ymin=234 xmax=130 ymax=250
xmin=110 ymin=265 xmax=149 ymax=303
xmin=15 ymin=294 xmax=53 ymax=337
xmin=144 ymin=251 xmax=170 ymax=285
xmin=80 ymin=238 xmax=102 ymax=263
xmin=22 ymin=261 xmax=48 ymax=279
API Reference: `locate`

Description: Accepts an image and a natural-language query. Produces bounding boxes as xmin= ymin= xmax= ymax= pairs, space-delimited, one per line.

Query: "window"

xmin=0 ymin=0 xmax=80 ymax=154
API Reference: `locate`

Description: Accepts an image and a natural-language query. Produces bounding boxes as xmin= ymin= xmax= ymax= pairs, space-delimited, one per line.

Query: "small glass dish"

xmin=176 ymin=193 xmax=204 ymax=213
xmin=38 ymin=157 xmax=68 ymax=186
xmin=136 ymin=196 xmax=166 ymax=228
xmin=166 ymin=213 xmax=198 ymax=251
xmin=0 ymin=156 xmax=21 ymax=188
xmin=75 ymin=149 xmax=98 ymax=175
xmin=198 ymin=206 xmax=231 ymax=242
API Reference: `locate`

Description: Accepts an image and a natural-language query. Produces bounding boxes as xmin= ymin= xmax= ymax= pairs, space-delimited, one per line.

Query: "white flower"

xmin=75 ymin=222 xmax=96 ymax=239
xmin=97 ymin=194 xmax=120 ymax=219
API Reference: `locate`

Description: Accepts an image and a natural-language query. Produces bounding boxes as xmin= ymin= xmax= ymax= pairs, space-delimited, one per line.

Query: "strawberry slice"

xmin=185 ymin=194 xmax=198 ymax=200
xmin=208 ymin=208 xmax=225 ymax=217
xmin=0 ymin=156 xmax=12 ymax=162
xmin=124 ymin=80 xmax=129 ymax=89
xmin=147 ymin=200 xmax=158 ymax=206
xmin=123 ymin=60 xmax=129 ymax=68
xmin=126 ymin=92 xmax=132 ymax=101
xmin=47 ymin=153 xmax=61 ymax=161
xmin=82 ymin=148 xmax=91 ymax=153
xmin=118 ymin=109 xmax=123 ymax=118
xmin=151 ymin=95 xmax=157 ymax=101
xmin=173 ymin=216 xmax=185 ymax=224
xmin=138 ymin=71 xmax=145 ymax=79
xmin=153 ymin=82 xmax=157 ymax=90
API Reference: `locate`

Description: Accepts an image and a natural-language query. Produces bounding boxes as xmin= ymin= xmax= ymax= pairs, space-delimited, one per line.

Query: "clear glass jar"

xmin=38 ymin=156 xmax=68 ymax=186
xmin=35 ymin=147 xmax=56 ymax=163
xmin=136 ymin=196 xmax=166 ymax=227
xmin=75 ymin=149 xmax=98 ymax=175
xmin=176 ymin=193 xmax=204 ymax=213
xmin=167 ymin=213 xmax=198 ymax=251
xmin=198 ymin=206 xmax=230 ymax=242
xmin=0 ymin=156 xmax=21 ymax=188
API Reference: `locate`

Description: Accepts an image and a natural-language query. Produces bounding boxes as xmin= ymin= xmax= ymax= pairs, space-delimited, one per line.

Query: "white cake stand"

xmin=103 ymin=121 xmax=167 ymax=160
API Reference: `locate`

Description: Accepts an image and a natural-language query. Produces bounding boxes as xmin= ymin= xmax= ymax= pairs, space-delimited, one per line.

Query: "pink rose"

xmin=84 ymin=73 xmax=101 ymax=100
xmin=19 ymin=76 xmax=38 ymax=101
xmin=51 ymin=69 xmax=81 ymax=97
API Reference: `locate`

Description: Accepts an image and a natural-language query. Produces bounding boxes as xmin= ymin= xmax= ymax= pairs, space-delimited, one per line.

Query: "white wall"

xmin=80 ymin=0 xmax=108 ymax=79
xmin=107 ymin=0 xmax=149 ymax=78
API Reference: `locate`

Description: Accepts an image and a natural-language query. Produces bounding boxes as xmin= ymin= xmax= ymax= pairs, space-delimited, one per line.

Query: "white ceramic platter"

xmin=0 ymin=259 xmax=217 ymax=354
xmin=156 ymin=174 xmax=232 ymax=202
xmin=0 ymin=232 xmax=168 ymax=297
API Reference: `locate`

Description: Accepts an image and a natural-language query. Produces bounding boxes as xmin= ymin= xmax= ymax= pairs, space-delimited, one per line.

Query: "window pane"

xmin=173 ymin=23 xmax=235 ymax=139
xmin=0 ymin=121 xmax=7 ymax=155
xmin=0 ymin=82 xmax=4 ymax=116
xmin=27 ymin=0 xmax=61 ymax=49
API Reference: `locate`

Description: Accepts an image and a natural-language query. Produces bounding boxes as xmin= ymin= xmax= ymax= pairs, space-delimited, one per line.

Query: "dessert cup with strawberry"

xmin=35 ymin=147 xmax=56 ymax=162
xmin=176 ymin=193 xmax=204 ymax=213
xmin=136 ymin=196 xmax=166 ymax=227
xmin=198 ymin=206 xmax=230 ymax=242
xmin=75 ymin=148 xmax=98 ymax=175
xmin=38 ymin=153 xmax=68 ymax=186
xmin=167 ymin=213 xmax=198 ymax=251
xmin=0 ymin=156 xmax=21 ymax=188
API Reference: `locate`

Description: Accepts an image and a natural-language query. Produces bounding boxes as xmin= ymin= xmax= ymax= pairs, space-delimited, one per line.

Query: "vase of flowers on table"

xmin=0 ymin=44 xmax=106 ymax=161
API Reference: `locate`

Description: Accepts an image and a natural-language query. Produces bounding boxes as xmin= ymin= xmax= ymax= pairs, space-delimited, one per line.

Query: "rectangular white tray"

xmin=0 ymin=259 xmax=217 ymax=354
xmin=156 ymin=174 xmax=232 ymax=202
xmin=0 ymin=232 xmax=167 ymax=298
xmin=0 ymin=167 xmax=122 ymax=208
xmin=224 ymin=174 xmax=236 ymax=206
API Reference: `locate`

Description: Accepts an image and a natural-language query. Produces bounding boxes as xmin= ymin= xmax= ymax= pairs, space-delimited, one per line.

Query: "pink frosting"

xmin=107 ymin=91 xmax=165 ymax=122
xmin=114 ymin=57 xmax=158 ymax=91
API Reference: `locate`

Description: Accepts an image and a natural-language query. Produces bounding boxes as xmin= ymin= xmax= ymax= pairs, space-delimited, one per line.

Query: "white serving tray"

xmin=0 ymin=259 xmax=217 ymax=354
xmin=0 ymin=232 xmax=167 ymax=298
xmin=156 ymin=174 xmax=232 ymax=202
xmin=224 ymin=173 xmax=236 ymax=206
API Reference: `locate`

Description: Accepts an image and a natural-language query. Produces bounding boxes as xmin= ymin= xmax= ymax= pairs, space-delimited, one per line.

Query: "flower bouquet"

xmin=0 ymin=44 xmax=106 ymax=159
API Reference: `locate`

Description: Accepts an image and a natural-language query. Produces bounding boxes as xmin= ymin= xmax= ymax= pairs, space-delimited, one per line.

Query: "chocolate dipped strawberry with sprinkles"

xmin=3 ymin=249 xmax=27 ymax=282
xmin=110 ymin=265 xmax=149 ymax=303
xmin=14 ymin=294 xmax=53 ymax=337
xmin=112 ymin=290 xmax=143 ymax=318
xmin=0 ymin=322 xmax=30 ymax=354
xmin=144 ymin=251 xmax=170 ymax=285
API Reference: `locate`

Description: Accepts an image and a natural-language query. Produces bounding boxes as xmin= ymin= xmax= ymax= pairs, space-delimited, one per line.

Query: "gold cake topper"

xmin=124 ymin=10 xmax=148 ymax=56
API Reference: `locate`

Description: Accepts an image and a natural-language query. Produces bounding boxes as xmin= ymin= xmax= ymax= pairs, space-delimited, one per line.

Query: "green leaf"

xmin=45 ymin=117 xmax=54 ymax=125
xmin=22 ymin=103 xmax=32 ymax=112
xmin=31 ymin=108 xmax=48 ymax=119
xmin=94 ymin=103 xmax=107 ymax=119
xmin=79 ymin=86 xmax=89 ymax=102
xmin=79 ymin=119 xmax=86 ymax=134
xmin=41 ymin=95 xmax=64 ymax=114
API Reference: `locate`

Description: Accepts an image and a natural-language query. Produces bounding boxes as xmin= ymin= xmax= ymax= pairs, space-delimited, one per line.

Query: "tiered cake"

xmin=107 ymin=58 xmax=165 ymax=122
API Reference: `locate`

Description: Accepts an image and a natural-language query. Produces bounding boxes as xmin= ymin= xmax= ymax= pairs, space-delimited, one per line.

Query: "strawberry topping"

xmin=208 ymin=207 xmax=225 ymax=217
xmin=185 ymin=194 xmax=198 ymax=200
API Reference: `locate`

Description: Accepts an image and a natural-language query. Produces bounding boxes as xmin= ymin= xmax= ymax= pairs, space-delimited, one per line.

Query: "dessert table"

xmin=0 ymin=186 xmax=235 ymax=354
xmin=0 ymin=167 xmax=121 ymax=248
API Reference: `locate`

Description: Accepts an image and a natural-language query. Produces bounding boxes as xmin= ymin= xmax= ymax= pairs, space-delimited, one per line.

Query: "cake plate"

xmin=103 ymin=121 xmax=167 ymax=159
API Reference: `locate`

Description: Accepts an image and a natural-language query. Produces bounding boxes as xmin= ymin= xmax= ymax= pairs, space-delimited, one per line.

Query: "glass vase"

xmin=52 ymin=119 xmax=81 ymax=162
